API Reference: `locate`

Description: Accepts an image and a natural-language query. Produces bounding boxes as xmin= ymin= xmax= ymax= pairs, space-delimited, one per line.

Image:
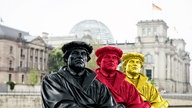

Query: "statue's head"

xmin=61 ymin=41 xmax=93 ymax=72
xmin=95 ymin=46 xmax=122 ymax=71
xmin=121 ymin=52 xmax=145 ymax=74
xmin=62 ymin=41 xmax=93 ymax=63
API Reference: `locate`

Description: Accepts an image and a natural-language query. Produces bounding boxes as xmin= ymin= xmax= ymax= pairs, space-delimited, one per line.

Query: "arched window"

xmin=9 ymin=60 xmax=13 ymax=71
xmin=145 ymin=54 xmax=153 ymax=63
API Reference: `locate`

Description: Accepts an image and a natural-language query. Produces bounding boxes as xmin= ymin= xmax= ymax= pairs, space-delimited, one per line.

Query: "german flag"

xmin=152 ymin=3 xmax=162 ymax=11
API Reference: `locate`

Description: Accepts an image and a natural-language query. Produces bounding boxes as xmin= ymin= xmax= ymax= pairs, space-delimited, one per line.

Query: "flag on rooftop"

xmin=152 ymin=3 xmax=162 ymax=11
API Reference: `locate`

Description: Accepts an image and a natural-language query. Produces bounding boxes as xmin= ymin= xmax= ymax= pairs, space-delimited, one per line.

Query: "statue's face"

xmin=100 ymin=53 xmax=119 ymax=72
xmin=126 ymin=58 xmax=142 ymax=74
xmin=67 ymin=49 xmax=88 ymax=72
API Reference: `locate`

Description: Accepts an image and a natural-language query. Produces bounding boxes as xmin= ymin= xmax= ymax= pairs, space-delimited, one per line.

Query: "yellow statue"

xmin=121 ymin=52 xmax=169 ymax=108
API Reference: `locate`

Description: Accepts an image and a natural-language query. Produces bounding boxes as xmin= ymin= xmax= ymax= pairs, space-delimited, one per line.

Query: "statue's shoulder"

xmin=44 ymin=68 xmax=65 ymax=81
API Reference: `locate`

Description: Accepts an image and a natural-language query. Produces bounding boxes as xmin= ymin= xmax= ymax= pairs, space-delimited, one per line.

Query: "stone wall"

xmin=9 ymin=85 xmax=40 ymax=92
xmin=0 ymin=93 xmax=192 ymax=108
xmin=0 ymin=84 xmax=8 ymax=92
xmin=0 ymin=93 xmax=41 ymax=108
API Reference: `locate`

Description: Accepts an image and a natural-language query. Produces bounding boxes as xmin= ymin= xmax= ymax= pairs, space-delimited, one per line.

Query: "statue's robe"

xmin=41 ymin=67 xmax=117 ymax=108
xmin=95 ymin=68 xmax=151 ymax=108
xmin=125 ymin=73 xmax=169 ymax=108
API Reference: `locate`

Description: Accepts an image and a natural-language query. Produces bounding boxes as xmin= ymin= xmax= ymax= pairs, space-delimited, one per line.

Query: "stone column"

xmin=42 ymin=50 xmax=45 ymax=70
xmin=154 ymin=52 xmax=159 ymax=78
xmin=37 ymin=49 xmax=40 ymax=70
xmin=167 ymin=54 xmax=171 ymax=79
xmin=27 ymin=47 xmax=30 ymax=71
xmin=33 ymin=48 xmax=35 ymax=68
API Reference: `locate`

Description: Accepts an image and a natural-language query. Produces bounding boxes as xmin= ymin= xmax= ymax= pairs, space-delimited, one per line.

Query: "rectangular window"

xmin=9 ymin=74 xmax=12 ymax=81
xmin=146 ymin=69 xmax=152 ymax=80
xmin=142 ymin=28 xmax=146 ymax=36
xmin=22 ymin=75 xmax=24 ymax=83
xmin=20 ymin=49 xmax=23 ymax=56
xmin=153 ymin=27 xmax=157 ymax=35
xmin=146 ymin=54 xmax=153 ymax=63
xmin=10 ymin=46 xmax=13 ymax=54
xmin=9 ymin=60 xmax=13 ymax=71
xmin=20 ymin=61 xmax=22 ymax=67
xmin=9 ymin=60 xmax=12 ymax=68
xmin=147 ymin=28 xmax=151 ymax=35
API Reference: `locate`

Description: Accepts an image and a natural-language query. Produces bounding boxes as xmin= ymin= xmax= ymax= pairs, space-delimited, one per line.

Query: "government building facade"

xmin=0 ymin=24 xmax=52 ymax=85
xmin=112 ymin=20 xmax=191 ymax=93
xmin=0 ymin=19 xmax=191 ymax=93
xmin=44 ymin=19 xmax=191 ymax=93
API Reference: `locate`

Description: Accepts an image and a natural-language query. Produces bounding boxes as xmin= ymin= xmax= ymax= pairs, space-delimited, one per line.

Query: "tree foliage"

xmin=48 ymin=41 xmax=101 ymax=72
xmin=48 ymin=47 xmax=65 ymax=73
xmin=87 ymin=41 xmax=102 ymax=70
xmin=149 ymin=78 xmax=156 ymax=86
xmin=28 ymin=68 xmax=38 ymax=86
xmin=6 ymin=81 xmax=16 ymax=90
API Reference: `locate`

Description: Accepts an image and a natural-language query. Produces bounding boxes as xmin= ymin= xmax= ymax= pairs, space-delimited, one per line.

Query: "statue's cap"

xmin=62 ymin=41 xmax=93 ymax=55
xmin=95 ymin=46 xmax=123 ymax=66
xmin=121 ymin=52 xmax=145 ymax=63
xmin=61 ymin=41 xmax=93 ymax=62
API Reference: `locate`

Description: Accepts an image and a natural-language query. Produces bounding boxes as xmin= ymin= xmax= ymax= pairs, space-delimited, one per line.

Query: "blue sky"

xmin=1 ymin=0 xmax=192 ymax=84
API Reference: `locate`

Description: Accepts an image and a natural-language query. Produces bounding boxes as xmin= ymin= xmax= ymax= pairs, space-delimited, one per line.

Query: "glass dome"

xmin=70 ymin=20 xmax=114 ymax=44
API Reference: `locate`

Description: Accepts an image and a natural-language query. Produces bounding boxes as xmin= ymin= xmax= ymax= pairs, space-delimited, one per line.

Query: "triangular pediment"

xmin=31 ymin=36 xmax=46 ymax=46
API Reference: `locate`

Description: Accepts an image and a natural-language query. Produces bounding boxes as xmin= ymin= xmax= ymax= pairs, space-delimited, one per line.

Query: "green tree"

xmin=87 ymin=41 xmax=102 ymax=70
xmin=149 ymin=78 xmax=156 ymax=86
xmin=48 ymin=47 xmax=64 ymax=73
xmin=119 ymin=63 xmax=124 ymax=72
xmin=48 ymin=41 xmax=101 ymax=72
xmin=28 ymin=68 xmax=38 ymax=86
xmin=6 ymin=81 xmax=16 ymax=90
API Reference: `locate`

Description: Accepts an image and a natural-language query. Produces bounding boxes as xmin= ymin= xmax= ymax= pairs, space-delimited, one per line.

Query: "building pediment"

xmin=31 ymin=37 xmax=46 ymax=46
